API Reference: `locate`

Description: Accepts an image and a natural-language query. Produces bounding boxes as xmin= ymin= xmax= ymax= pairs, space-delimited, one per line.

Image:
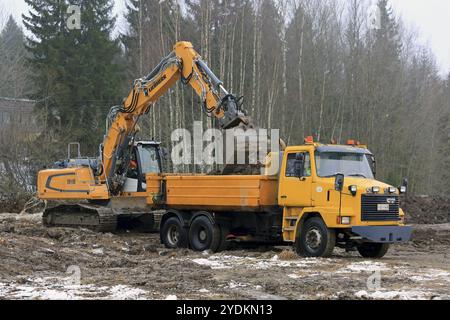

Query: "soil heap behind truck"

xmin=144 ymin=137 xmax=412 ymax=258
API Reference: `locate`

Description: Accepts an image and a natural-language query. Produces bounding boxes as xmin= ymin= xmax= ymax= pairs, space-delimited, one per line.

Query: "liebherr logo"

xmin=149 ymin=75 xmax=167 ymax=92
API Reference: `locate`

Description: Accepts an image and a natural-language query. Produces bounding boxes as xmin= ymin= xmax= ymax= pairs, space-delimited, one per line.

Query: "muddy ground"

xmin=0 ymin=209 xmax=449 ymax=300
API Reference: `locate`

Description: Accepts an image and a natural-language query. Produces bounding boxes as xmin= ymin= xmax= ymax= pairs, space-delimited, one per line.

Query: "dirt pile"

xmin=411 ymin=224 xmax=450 ymax=246
xmin=403 ymin=195 xmax=450 ymax=224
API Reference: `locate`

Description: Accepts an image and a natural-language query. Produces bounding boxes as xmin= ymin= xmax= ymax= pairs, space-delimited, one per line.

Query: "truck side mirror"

xmin=402 ymin=177 xmax=408 ymax=188
xmin=335 ymin=173 xmax=345 ymax=192
xmin=400 ymin=177 xmax=408 ymax=194
xmin=294 ymin=154 xmax=305 ymax=178
xmin=371 ymin=156 xmax=376 ymax=176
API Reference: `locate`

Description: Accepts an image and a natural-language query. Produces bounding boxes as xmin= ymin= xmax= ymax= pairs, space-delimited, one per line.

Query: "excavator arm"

xmin=101 ymin=41 xmax=248 ymax=194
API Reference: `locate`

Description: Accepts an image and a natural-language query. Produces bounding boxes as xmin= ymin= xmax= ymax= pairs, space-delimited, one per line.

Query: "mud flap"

xmin=352 ymin=226 xmax=412 ymax=243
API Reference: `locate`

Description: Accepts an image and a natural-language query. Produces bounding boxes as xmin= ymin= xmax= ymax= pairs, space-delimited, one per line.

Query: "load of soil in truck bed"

xmin=212 ymin=120 xmax=268 ymax=176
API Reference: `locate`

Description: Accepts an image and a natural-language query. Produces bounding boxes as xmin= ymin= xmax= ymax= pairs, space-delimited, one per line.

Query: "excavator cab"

xmin=123 ymin=141 xmax=164 ymax=193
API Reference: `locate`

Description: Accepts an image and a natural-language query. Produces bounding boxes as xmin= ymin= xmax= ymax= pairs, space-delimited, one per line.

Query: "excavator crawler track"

xmin=43 ymin=204 xmax=118 ymax=232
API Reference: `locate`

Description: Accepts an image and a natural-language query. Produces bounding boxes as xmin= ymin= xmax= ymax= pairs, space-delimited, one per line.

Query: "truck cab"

xmin=277 ymin=137 xmax=412 ymax=258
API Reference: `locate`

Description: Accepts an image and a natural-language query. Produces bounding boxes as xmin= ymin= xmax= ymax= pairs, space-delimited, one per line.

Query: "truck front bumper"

xmin=351 ymin=226 xmax=412 ymax=243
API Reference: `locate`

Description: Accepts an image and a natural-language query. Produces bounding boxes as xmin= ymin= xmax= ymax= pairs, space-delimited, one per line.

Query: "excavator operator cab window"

xmin=124 ymin=144 xmax=162 ymax=193
xmin=136 ymin=144 xmax=162 ymax=191
xmin=137 ymin=144 xmax=161 ymax=175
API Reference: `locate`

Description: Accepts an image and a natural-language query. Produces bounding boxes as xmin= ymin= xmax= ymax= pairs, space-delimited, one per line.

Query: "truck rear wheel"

xmin=357 ymin=243 xmax=389 ymax=259
xmin=216 ymin=225 xmax=230 ymax=252
xmin=161 ymin=217 xmax=188 ymax=249
xmin=296 ymin=217 xmax=336 ymax=258
xmin=189 ymin=216 xmax=221 ymax=252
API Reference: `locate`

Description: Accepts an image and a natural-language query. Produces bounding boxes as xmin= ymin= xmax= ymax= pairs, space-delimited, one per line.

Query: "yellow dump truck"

xmin=139 ymin=138 xmax=411 ymax=258
xmin=39 ymin=137 xmax=412 ymax=258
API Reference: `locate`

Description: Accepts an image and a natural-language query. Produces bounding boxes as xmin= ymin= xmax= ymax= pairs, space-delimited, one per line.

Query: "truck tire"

xmin=296 ymin=217 xmax=336 ymax=258
xmin=161 ymin=217 xmax=188 ymax=249
xmin=189 ymin=216 xmax=221 ymax=252
xmin=357 ymin=243 xmax=389 ymax=259
xmin=215 ymin=225 xmax=230 ymax=253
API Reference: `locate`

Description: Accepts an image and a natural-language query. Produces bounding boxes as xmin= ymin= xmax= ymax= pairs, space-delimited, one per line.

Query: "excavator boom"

xmin=101 ymin=41 xmax=247 ymax=193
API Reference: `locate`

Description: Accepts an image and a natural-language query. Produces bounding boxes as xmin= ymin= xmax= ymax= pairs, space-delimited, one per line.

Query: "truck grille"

xmin=361 ymin=195 xmax=400 ymax=221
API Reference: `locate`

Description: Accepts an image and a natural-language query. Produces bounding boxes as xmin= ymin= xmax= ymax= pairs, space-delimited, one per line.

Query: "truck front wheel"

xmin=161 ymin=217 xmax=188 ymax=249
xmin=189 ymin=216 xmax=221 ymax=252
xmin=296 ymin=217 xmax=336 ymax=258
xmin=357 ymin=243 xmax=389 ymax=259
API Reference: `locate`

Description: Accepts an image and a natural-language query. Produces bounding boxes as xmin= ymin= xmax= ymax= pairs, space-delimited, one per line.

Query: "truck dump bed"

xmin=146 ymin=174 xmax=278 ymax=212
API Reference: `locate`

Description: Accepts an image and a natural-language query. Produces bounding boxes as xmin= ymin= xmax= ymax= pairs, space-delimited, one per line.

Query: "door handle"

xmin=281 ymin=195 xmax=287 ymax=199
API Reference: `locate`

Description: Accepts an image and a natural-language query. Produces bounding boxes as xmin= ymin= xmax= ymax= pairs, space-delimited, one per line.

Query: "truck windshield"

xmin=315 ymin=152 xmax=374 ymax=179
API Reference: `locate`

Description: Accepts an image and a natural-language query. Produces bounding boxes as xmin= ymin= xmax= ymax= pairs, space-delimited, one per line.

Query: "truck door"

xmin=279 ymin=152 xmax=313 ymax=207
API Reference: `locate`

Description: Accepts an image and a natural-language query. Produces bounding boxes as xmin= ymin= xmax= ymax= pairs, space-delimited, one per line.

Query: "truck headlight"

xmin=348 ymin=185 xmax=357 ymax=196
xmin=388 ymin=187 xmax=397 ymax=194
xmin=399 ymin=186 xmax=407 ymax=194
xmin=341 ymin=217 xmax=351 ymax=225
xmin=372 ymin=186 xmax=380 ymax=193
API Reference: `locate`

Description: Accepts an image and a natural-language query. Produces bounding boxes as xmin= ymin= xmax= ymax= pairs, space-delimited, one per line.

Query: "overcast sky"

xmin=1 ymin=0 xmax=450 ymax=76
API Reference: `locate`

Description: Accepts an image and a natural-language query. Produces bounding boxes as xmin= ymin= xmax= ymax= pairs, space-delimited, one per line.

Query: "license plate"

xmin=377 ymin=204 xmax=389 ymax=211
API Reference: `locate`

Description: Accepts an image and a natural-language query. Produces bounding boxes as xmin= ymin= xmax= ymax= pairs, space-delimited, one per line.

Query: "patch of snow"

xmin=165 ymin=295 xmax=178 ymax=300
xmin=288 ymin=274 xmax=302 ymax=279
xmin=92 ymin=248 xmax=104 ymax=255
xmin=409 ymin=269 xmax=450 ymax=283
xmin=199 ymin=288 xmax=210 ymax=293
xmin=190 ymin=255 xmax=332 ymax=271
xmin=339 ymin=261 xmax=389 ymax=273
xmin=226 ymin=281 xmax=247 ymax=289
xmin=0 ymin=277 xmax=149 ymax=300
xmin=107 ymin=285 xmax=147 ymax=300
xmin=355 ymin=290 xmax=431 ymax=300
xmin=192 ymin=258 xmax=231 ymax=269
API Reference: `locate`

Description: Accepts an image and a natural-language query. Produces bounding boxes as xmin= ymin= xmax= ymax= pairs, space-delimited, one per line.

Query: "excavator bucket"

xmin=222 ymin=115 xmax=249 ymax=130
xmin=219 ymin=94 xmax=249 ymax=130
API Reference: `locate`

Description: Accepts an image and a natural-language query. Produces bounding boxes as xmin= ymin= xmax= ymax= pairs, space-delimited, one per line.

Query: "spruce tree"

xmin=0 ymin=15 xmax=30 ymax=98
xmin=23 ymin=0 xmax=122 ymax=154
xmin=376 ymin=0 xmax=402 ymax=57
xmin=1 ymin=15 xmax=25 ymax=55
